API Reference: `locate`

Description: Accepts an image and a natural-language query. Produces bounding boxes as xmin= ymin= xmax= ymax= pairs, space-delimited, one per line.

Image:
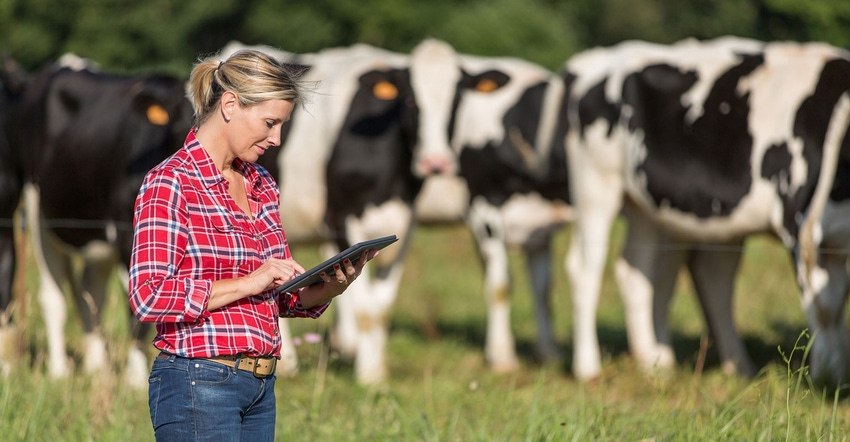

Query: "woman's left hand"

xmin=319 ymin=249 xmax=378 ymax=295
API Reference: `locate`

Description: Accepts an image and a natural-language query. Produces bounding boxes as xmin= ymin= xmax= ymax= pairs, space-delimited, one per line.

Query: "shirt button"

xmin=273 ymin=328 xmax=279 ymax=335
xmin=267 ymin=298 xmax=274 ymax=305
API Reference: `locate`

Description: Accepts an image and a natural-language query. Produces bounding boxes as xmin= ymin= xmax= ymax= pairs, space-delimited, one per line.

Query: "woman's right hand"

xmin=207 ymin=258 xmax=305 ymax=311
xmin=246 ymin=258 xmax=306 ymax=294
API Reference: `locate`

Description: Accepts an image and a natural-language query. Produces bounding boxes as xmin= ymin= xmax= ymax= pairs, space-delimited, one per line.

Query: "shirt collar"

xmin=183 ymin=128 xmax=261 ymax=191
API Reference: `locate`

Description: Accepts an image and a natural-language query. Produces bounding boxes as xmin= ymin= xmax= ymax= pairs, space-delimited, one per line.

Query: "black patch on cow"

xmin=324 ymin=68 xmax=421 ymax=248
xmin=831 ymin=160 xmax=850 ymax=202
xmin=775 ymin=57 xmax=850 ymax=237
xmin=578 ymin=77 xmax=620 ymax=139
xmin=625 ymin=54 xmax=763 ymax=218
xmin=460 ymin=81 xmax=570 ymax=207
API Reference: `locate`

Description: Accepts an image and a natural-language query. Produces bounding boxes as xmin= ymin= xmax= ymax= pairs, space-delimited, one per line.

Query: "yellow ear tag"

xmin=147 ymin=104 xmax=170 ymax=126
xmin=373 ymin=81 xmax=398 ymax=100
xmin=475 ymin=78 xmax=499 ymax=93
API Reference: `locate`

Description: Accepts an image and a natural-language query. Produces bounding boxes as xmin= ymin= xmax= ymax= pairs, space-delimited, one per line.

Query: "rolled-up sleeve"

xmin=128 ymin=171 xmax=210 ymax=323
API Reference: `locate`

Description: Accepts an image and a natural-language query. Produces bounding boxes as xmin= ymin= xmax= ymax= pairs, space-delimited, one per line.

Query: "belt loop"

xmin=234 ymin=353 xmax=243 ymax=373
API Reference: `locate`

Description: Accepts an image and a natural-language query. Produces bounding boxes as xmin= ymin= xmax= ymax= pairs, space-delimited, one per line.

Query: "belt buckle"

xmin=253 ymin=357 xmax=276 ymax=378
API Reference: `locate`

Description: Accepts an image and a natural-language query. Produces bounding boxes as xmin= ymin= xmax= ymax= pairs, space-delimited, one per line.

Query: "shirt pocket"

xmin=203 ymin=212 xmax=252 ymax=277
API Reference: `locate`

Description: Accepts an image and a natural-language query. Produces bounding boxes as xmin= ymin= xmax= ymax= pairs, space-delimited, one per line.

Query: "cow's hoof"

xmin=490 ymin=358 xmax=520 ymax=374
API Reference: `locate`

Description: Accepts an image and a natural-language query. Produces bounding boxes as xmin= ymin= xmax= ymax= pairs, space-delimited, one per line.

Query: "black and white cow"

xmin=559 ymin=37 xmax=850 ymax=387
xmin=7 ymin=56 xmax=193 ymax=385
xmin=413 ymin=52 xmax=572 ymax=370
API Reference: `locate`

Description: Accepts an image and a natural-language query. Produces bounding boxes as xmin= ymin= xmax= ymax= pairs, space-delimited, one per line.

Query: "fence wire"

xmin=2 ymin=214 xmax=850 ymax=255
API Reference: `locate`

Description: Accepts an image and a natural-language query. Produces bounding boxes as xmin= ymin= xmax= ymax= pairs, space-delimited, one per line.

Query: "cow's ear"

xmin=471 ymin=70 xmax=510 ymax=93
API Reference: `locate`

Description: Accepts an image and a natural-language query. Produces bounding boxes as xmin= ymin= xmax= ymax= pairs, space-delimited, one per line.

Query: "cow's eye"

xmin=373 ymin=81 xmax=398 ymax=100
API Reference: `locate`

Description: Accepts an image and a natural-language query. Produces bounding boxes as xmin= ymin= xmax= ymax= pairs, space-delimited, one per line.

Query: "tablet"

xmin=274 ymin=235 xmax=398 ymax=294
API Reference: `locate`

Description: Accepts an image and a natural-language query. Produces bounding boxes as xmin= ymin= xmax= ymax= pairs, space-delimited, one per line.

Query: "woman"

xmin=128 ymin=49 xmax=374 ymax=441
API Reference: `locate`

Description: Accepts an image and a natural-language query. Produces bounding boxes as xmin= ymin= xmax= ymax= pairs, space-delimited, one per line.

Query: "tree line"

xmin=1 ymin=0 xmax=849 ymax=77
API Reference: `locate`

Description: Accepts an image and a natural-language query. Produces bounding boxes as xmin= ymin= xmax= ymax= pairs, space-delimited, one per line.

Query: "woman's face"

xmin=228 ymin=98 xmax=294 ymax=163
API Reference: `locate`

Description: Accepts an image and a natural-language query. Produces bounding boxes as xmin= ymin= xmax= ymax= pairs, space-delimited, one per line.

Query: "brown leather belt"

xmin=204 ymin=354 xmax=277 ymax=378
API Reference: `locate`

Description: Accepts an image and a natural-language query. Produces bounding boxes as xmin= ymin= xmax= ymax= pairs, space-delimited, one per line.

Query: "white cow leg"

xmin=687 ymin=245 xmax=755 ymax=377
xmin=276 ymin=318 xmax=299 ymax=377
xmin=568 ymin=208 xmax=620 ymax=381
xmin=802 ymin=252 xmax=850 ymax=387
xmin=79 ymin=255 xmax=113 ymax=375
xmin=322 ymin=241 xmax=359 ymax=361
xmin=616 ymin=208 xmax=675 ymax=373
xmin=114 ymin=268 xmax=149 ymax=388
xmin=354 ymin=262 xmax=404 ymax=386
xmin=37 ymin=263 xmax=69 ymax=378
xmin=332 ymin=285 xmax=359 ymax=360
xmin=480 ymin=238 xmax=519 ymax=373
xmin=26 ymin=186 xmax=71 ymax=378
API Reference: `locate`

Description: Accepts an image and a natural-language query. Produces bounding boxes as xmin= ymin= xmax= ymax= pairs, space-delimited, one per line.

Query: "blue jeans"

xmin=148 ymin=353 xmax=277 ymax=442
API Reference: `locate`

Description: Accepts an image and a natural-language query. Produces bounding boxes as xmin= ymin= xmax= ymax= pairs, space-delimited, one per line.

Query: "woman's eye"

xmin=265 ymin=121 xmax=274 ymax=128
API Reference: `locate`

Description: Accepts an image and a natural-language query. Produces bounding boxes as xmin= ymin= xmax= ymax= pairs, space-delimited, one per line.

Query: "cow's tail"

xmin=798 ymin=92 xmax=850 ymax=282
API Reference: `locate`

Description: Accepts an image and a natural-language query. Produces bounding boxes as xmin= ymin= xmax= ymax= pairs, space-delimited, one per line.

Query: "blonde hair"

xmin=186 ymin=49 xmax=305 ymax=126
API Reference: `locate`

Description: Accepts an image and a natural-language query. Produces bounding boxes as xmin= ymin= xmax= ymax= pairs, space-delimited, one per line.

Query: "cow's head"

xmin=408 ymin=39 xmax=462 ymax=178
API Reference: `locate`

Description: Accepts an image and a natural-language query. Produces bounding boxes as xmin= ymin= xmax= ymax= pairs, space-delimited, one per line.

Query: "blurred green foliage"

xmin=1 ymin=0 xmax=848 ymax=75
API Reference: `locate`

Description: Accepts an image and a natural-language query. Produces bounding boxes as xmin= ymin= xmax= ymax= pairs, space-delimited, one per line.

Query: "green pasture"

xmin=1 ymin=221 xmax=848 ymax=441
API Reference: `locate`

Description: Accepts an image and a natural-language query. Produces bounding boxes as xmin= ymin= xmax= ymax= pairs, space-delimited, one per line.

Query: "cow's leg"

xmin=343 ymin=203 xmax=413 ymax=385
xmin=802 ymin=251 xmax=850 ymax=387
xmin=0 ymin=179 xmax=20 ymax=374
xmin=326 ymin=241 xmax=360 ymax=361
xmin=467 ymin=199 xmax=519 ymax=372
xmin=0 ymin=162 xmax=22 ymax=375
xmin=0 ymin=213 xmax=17 ymax=375
xmin=78 ymin=246 xmax=115 ymax=376
xmin=616 ymin=206 xmax=676 ymax=373
xmin=478 ymin=233 xmax=519 ymax=372
xmin=113 ymin=266 xmax=152 ymax=388
xmin=686 ymin=244 xmax=756 ymax=377
xmin=0 ymin=233 xmax=14 ymax=375
xmin=349 ymin=263 xmax=402 ymax=385
xmin=566 ymin=183 xmax=622 ymax=380
xmin=648 ymin=238 xmax=687 ymax=367
xmin=25 ymin=185 xmax=71 ymax=377
xmin=524 ymin=236 xmax=562 ymax=365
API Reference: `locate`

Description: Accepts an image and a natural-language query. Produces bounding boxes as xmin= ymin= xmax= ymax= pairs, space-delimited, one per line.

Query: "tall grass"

xmin=0 ymin=222 xmax=848 ymax=441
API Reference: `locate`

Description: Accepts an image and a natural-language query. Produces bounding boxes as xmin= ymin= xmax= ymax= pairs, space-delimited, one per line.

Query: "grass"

xmin=1 ymin=221 xmax=849 ymax=441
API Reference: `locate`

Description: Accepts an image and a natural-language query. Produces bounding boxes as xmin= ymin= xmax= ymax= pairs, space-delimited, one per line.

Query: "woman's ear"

xmin=220 ymin=90 xmax=238 ymax=122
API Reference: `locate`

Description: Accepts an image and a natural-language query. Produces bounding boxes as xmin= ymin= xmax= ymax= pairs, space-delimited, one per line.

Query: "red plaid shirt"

xmin=128 ymin=130 xmax=328 ymax=358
